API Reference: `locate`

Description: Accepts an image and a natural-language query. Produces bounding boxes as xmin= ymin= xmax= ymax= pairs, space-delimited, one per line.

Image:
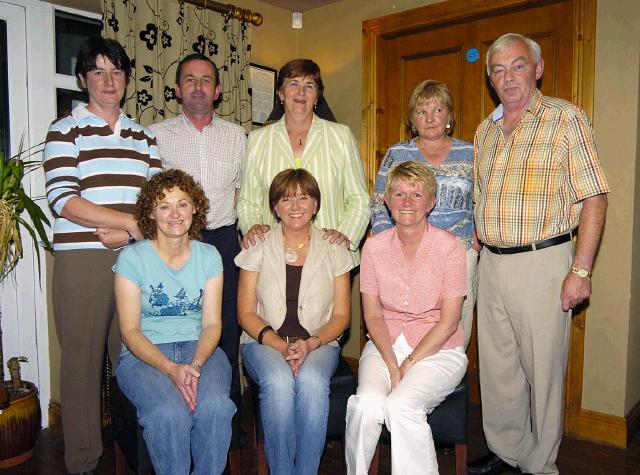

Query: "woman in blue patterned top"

xmin=113 ymin=169 xmax=235 ymax=475
xmin=370 ymin=80 xmax=480 ymax=350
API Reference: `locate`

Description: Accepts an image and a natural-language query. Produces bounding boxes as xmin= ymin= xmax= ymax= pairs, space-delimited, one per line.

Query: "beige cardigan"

xmin=235 ymin=223 xmax=354 ymax=346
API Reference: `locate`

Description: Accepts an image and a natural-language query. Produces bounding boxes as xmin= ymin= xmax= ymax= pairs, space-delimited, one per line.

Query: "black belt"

xmin=484 ymin=231 xmax=574 ymax=255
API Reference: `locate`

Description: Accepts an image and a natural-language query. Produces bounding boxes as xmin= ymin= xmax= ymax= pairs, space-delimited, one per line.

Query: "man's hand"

xmin=95 ymin=228 xmax=129 ymax=249
xmin=322 ymin=228 xmax=351 ymax=249
xmin=241 ymin=224 xmax=270 ymax=249
xmin=560 ymin=271 xmax=592 ymax=312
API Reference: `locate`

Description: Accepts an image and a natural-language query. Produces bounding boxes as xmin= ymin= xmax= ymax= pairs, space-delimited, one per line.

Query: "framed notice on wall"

xmin=249 ymin=63 xmax=277 ymax=126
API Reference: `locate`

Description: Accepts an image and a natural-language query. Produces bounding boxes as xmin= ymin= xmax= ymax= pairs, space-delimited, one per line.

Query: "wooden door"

xmin=362 ymin=0 xmax=596 ymax=433
xmin=376 ymin=2 xmax=573 ymax=162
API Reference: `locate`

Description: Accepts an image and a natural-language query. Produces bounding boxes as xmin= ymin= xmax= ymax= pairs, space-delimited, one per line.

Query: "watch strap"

xmin=570 ymin=266 xmax=592 ymax=278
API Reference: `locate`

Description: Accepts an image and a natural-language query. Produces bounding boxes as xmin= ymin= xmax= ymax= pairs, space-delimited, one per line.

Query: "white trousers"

xmin=345 ymin=335 xmax=467 ymax=475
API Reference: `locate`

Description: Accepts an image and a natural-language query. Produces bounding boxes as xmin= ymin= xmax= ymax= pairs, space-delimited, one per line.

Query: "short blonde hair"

xmin=385 ymin=161 xmax=437 ymax=202
xmin=407 ymin=80 xmax=455 ymax=135
xmin=486 ymin=33 xmax=542 ymax=76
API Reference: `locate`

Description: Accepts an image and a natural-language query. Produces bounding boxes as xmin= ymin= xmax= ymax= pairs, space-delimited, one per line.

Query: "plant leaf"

xmin=16 ymin=215 xmax=42 ymax=279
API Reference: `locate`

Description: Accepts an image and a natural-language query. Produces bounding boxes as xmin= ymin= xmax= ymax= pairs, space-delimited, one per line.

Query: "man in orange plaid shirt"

xmin=468 ymin=33 xmax=609 ymax=475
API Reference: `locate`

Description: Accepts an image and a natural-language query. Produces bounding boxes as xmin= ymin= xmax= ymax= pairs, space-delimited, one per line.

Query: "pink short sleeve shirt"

xmin=360 ymin=225 xmax=467 ymax=349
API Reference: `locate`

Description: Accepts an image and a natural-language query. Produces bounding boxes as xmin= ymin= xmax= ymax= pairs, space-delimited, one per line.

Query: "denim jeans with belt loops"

xmin=242 ymin=341 xmax=339 ymax=475
xmin=116 ymin=341 xmax=235 ymax=475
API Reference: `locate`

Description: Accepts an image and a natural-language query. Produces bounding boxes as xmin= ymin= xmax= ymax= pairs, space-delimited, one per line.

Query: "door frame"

xmin=0 ymin=0 xmax=57 ymax=427
xmin=361 ymin=0 xmax=596 ymax=436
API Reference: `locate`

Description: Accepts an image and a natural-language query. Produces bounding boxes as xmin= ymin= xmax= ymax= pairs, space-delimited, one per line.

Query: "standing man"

xmin=149 ymin=53 xmax=246 ymax=457
xmin=468 ymin=33 xmax=609 ymax=475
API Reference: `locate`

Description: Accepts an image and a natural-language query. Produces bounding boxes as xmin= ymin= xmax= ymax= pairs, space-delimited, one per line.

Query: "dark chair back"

xmin=110 ymin=377 xmax=153 ymax=475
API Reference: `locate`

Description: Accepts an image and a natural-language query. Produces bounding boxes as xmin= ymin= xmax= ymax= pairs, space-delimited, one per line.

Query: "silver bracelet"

xmin=190 ymin=361 xmax=202 ymax=372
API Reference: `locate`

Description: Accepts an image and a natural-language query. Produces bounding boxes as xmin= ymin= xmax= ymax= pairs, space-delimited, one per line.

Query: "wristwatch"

xmin=570 ymin=266 xmax=592 ymax=278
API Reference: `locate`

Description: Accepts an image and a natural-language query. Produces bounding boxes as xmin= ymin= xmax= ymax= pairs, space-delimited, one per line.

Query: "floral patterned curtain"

xmin=101 ymin=0 xmax=252 ymax=131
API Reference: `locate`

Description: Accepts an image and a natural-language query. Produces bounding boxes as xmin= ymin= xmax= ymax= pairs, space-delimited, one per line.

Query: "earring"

xmin=446 ymin=124 xmax=451 ymax=129
xmin=314 ymin=103 xmax=317 ymax=110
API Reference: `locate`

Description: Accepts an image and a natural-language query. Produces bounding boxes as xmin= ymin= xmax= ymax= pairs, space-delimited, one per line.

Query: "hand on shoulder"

xmin=241 ymin=224 xmax=271 ymax=249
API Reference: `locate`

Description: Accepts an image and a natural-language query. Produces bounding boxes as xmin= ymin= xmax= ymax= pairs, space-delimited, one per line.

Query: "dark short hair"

xmin=75 ymin=37 xmax=131 ymax=80
xmin=175 ymin=53 xmax=220 ymax=87
xmin=276 ymin=59 xmax=324 ymax=97
xmin=268 ymin=169 xmax=321 ymax=222
xmin=135 ymin=169 xmax=209 ymax=240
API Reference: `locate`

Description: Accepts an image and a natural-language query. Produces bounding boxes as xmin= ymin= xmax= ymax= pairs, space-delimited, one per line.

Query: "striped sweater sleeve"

xmin=43 ymin=117 xmax=81 ymax=215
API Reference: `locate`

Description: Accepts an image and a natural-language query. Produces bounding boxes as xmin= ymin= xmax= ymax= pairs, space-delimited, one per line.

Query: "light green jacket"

xmin=237 ymin=115 xmax=370 ymax=262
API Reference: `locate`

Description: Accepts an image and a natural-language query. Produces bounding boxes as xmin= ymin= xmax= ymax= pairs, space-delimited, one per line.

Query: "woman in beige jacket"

xmin=236 ymin=169 xmax=353 ymax=475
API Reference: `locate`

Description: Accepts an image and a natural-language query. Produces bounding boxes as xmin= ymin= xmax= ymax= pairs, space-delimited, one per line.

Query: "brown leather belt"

xmin=484 ymin=231 xmax=574 ymax=255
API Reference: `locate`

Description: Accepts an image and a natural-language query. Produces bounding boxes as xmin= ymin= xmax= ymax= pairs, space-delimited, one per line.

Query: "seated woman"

xmin=345 ymin=161 xmax=468 ymax=475
xmin=236 ymin=168 xmax=354 ymax=475
xmin=113 ymin=169 xmax=235 ymax=475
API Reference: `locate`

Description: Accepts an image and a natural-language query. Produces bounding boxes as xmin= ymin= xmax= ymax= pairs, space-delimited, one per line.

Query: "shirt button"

xmin=298 ymin=305 xmax=303 ymax=310
xmin=406 ymin=286 xmax=411 ymax=291
xmin=403 ymin=301 xmax=408 ymax=305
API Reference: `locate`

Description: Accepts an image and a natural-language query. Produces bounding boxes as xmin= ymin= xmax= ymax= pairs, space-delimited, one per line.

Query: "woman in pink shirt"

xmin=345 ymin=161 xmax=468 ymax=475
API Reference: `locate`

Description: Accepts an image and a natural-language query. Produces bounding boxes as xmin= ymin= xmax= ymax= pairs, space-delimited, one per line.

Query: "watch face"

xmin=573 ymin=267 xmax=590 ymax=278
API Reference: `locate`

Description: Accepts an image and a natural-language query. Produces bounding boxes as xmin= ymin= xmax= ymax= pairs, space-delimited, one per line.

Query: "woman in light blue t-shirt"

xmin=113 ymin=169 xmax=235 ymax=475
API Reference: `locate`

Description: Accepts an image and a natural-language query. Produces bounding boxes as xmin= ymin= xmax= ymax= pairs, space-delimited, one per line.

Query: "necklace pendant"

xmin=285 ymin=250 xmax=298 ymax=263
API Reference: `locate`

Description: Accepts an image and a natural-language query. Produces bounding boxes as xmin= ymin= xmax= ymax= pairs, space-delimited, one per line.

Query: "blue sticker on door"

xmin=466 ymin=48 xmax=479 ymax=63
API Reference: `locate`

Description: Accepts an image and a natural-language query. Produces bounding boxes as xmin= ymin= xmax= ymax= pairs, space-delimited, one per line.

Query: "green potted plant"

xmin=0 ymin=142 xmax=54 ymax=467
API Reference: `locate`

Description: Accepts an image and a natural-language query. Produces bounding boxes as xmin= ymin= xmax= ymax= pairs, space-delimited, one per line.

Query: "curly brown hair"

xmin=135 ymin=169 xmax=209 ymax=240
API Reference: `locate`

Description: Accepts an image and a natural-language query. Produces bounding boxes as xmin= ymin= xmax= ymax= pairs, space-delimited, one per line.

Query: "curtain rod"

xmin=184 ymin=0 xmax=263 ymax=26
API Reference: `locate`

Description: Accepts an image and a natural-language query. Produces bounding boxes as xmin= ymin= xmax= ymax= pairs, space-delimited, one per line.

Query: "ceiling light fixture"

xmin=292 ymin=11 xmax=303 ymax=29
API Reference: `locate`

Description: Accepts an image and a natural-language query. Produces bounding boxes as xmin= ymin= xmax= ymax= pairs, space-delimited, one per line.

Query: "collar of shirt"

xmin=72 ymin=104 xmax=125 ymax=134
xmin=491 ymin=88 xmax=543 ymax=123
xmin=389 ymin=223 xmax=433 ymax=284
xmin=179 ymin=112 xmax=222 ymax=132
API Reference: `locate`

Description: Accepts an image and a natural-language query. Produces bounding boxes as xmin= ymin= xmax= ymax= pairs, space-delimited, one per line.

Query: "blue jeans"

xmin=116 ymin=342 xmax=235 ymax=475
xmin=242 ymin=342 xmax=339 ymax=475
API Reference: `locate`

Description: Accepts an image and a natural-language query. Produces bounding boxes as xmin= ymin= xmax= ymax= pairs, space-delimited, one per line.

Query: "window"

xmin=0 ymin=20 xmax=9 ymax=161
xmin=54 ymin=8 xmax=101 ymax=118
